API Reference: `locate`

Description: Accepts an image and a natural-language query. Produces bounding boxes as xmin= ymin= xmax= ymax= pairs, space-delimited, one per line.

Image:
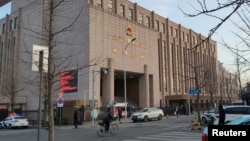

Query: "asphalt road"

xmin=0 ymin=115 xmax=204 ymax=141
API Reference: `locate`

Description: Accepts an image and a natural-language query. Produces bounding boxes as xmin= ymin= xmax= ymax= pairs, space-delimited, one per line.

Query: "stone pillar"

xmin=102 ymin=58 xmax=114 ymax=107
xmin=139 ymin=65 xmax=149 ymax=108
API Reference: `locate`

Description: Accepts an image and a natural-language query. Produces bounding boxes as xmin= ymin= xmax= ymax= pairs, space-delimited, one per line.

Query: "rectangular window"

xmin=186 ymin=34 xmax=189 ymax=42
xmin=128 ymin=9 xmax=133 ymax=20
xmin=162 ymin=41 xmax=167 ymax=91
xmin=182 ymin=32 xmax=185 ymax=41
xmin=138 ymin=13 xmax=143 ymax=24
xmin=146 ymin=16 xmax=150 ymax=27
xmin=175 ymin=29 xmax=178 ymax=38
xmin=169 ymin=27 xmax=173 ymax=36
xmin=2 ymin=23 xmax=5 ymax=34
xmin=120 ymin=5 xmax=125 ymax=17
xmin=97 ymin=0 xmax=102 ymax=7
xmin=170 ymin=43 xmax=175 ymax=92
xmin=161 ymin=23 xmax=165 ymax=33
xmin=155 ymin=20 xmax=159 ymax=31
xmin=14 ymin=17 xmax=18 ymax=29
xmin=108 ymin=0 xmax=113 ymax=12
xmin=9 ymin=20 xmax=13 ymax=31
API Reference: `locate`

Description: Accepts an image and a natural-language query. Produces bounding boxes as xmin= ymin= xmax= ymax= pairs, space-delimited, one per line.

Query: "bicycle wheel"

xmin=97 ymin=125 xmax=105 ymax=137
xmin=109 ymin=123 xmax=118 ymax=135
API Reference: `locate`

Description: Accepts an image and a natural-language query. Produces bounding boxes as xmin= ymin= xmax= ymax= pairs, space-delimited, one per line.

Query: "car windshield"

xmin=139 ymin=108 xmax=149 ymax=112
xmin=14 ymin=116 xmax=26 ymax=119
xmin=226 ymin=116 xmax=250 ymax=125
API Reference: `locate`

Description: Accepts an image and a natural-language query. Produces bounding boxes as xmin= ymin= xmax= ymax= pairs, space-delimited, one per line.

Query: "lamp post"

xmin=92 ymin=69 xmax=107 ymax=126
xmin=124 ymin=37 xmax=136 ymax=122
xmin=38 ymin=50 xmax=43 ymax=141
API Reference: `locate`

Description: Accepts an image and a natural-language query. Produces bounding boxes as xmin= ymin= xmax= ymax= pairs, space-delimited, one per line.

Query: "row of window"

xmin=93 ymin=0 xmax=216 ymax=51
xmin=1 ymin=16 xmax=18 ymax=35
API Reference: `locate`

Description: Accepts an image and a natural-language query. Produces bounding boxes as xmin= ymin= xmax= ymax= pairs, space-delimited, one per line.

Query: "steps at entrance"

xmin=114 ymin=96 xmax=139 ymax=108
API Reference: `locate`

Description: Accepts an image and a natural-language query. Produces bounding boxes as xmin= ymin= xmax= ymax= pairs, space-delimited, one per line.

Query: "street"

xmin=0 ymin=115 xmax=203 ymax=141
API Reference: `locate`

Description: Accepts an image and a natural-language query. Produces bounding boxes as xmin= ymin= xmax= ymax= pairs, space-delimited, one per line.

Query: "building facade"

xmin=0 ymin=0 xmax=239 ymax=121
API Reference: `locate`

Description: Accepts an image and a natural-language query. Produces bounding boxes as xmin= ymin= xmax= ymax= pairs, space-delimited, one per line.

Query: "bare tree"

xmin=179 ymin=0 xmax=247 ymax=40
xmin=183 ymin=47 xmax=212 ymax=122
xmin=179 ymin=0 xmax=250 ymax=104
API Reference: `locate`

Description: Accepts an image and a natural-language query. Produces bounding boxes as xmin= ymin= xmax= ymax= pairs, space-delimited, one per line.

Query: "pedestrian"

xmin=182 ymin=106 xmax=186 ymax=116
xmin=218 ymin=104 xmax=225 ymax=125
xmin=118 ymin=107 xmax=122 ymax=122
xmin=74 ymin=109 xmax=78 ymax=128
xmin=45 ymin=114 xmax=49 ymax=130
xmin=176 ymin=107 xmax=179 ymax=117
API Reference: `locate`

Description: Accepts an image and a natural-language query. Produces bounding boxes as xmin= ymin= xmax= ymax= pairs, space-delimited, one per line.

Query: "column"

xmin=102 ymin=58 xmax=114 ymax=107
xmin=139 ymin=64 xmax=149 ymax=107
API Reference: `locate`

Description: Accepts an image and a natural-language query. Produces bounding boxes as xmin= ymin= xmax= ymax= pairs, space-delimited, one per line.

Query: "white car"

xmin=213 ymin=105 xmax=250 ymax=125
xmin=130 ymin=107 xmax=164 ymax=122
xmin=200 ymin=108 xmax=218 ymax=124
xmin=0 ymin=115 xmax=29 ymax=129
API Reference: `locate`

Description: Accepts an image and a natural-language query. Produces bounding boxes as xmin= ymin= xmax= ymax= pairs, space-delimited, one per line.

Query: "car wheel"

xmin=202 ymin=117 xmax=207 ymax=123
xmin=158 ymin=114 xmax=162 ymax=120
xmin=8 ymin=124 xmax=12 ymax=129
xmin=133 ymin=119 xmax=137 ymax=123
xmin=0 ymin=124 xmax=3 ymax=129
xmin=23 ymin=126 xmax=28 ymax=129
xmin=144 ymin=116 xmax=149 ymax=122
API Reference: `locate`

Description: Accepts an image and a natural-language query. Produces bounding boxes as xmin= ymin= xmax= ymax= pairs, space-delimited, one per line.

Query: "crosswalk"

xmin=122 ymin=131 xmax=201 ymax=141
xmin=130 ymin=122 xmax=189 ymax=129
xmin=0 ymin=129 xmax=35 ymax=136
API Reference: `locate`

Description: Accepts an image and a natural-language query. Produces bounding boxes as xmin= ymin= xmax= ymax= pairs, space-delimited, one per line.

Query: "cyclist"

xmin=102 ymin=108 xmax=114 ymax=132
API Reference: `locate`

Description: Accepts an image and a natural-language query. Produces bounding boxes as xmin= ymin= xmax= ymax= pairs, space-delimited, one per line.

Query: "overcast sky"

xmin=0 ymin=1 xmax=244 ymax=74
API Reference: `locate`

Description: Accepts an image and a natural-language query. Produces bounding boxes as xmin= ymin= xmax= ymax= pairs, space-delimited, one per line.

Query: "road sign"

xmin=57 ymin=94 xmax=64 ymax=107
xmin=188 ymin=89 xmax=201 ymax=94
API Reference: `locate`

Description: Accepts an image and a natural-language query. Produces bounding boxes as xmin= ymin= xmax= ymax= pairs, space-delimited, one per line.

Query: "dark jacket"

xmin=218 ymin=105 xmax=225 ymax=125
xmin=74 ymin=110 xmax=78 ymax=122
xmin=102 ymin=111 xmax=113 ymax=122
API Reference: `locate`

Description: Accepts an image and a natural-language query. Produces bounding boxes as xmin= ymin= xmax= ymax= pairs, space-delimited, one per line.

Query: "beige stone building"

xmin=0 ymin=0 xmax=239 ymax=122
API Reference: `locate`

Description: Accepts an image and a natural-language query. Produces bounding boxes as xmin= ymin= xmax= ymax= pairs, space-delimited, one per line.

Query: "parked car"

xmin=202 ymin=115 xmax=250 ymax=141
xmin=130 ymin=107 xmax=164 ymax=122
xmin=200 ymin=108 xmax=218 ymax=124
xmin=0 ymin=115 xmax=29 ymax=129
xmin=213 ymin=105 xmax=250 ymax=125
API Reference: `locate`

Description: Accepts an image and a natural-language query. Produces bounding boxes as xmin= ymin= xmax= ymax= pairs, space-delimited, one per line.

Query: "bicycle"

xmin=96 ymin=120 xmax=118 ymax=137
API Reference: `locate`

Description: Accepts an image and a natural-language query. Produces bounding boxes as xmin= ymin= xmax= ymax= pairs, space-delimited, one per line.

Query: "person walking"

xmin=118 ymin=107 xmax=122 ymax=123
xmin=176 ymin=107 xmax=179 ymax=117
xmin=74 ymin=109 xmax=78 ymax=128
xmin=218 ymin=104 xmax=225 ymax=125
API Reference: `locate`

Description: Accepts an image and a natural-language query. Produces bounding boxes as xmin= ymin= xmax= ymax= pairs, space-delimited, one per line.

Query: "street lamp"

xmin=92 ymin=68 xmax=107 ymax=126
xmin=124 ymin=37 xmax=136 ymax=122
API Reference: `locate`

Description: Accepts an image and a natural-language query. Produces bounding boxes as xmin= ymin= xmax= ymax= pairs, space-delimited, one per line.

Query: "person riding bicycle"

xmin=102 ymin=107 xmax=114 ymax=132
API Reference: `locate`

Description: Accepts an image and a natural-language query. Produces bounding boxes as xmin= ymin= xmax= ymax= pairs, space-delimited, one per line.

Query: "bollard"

xmin=166 ymin=115 xmax=169 ymax=119
xmin=189 ymin=121 xmax=195 ymax=130
xmin=193 ymin=118 xmax=198 ymax=126
xmin=119 ymin=118 xmax=123 ymax=124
